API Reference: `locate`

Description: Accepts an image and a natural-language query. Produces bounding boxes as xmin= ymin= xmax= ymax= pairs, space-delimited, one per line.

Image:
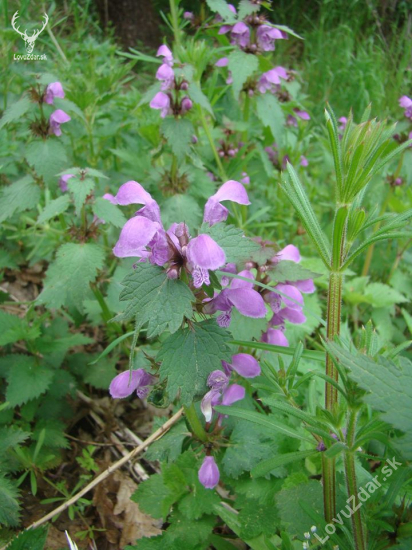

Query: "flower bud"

xmin=180 ymin=80 xmax=189 ymax=90
xmin=198 ymin=456 xmax=220 ymax=489
xmin=181 ymin=97 xmax=193 ymax=113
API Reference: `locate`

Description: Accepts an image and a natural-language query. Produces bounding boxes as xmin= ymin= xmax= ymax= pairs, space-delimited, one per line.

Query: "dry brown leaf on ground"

xmin=113 ymin=471 xmax=161 ymax=547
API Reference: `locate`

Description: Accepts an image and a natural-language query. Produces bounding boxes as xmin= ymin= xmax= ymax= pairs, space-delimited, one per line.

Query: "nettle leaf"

xmin=116 ymin=263 xmax=195 ymax=338
xmin=200 ymin=223 xmax=259 ymax=264
xmin=228 ymin=309 xmax=267 ymax=341
xmin=7 ymin=526 xmax=48 ymax=549
xmin=238 ymin=0 xmax=260 ymax=19
xmin=0 ymin=176 xmax=41 ymax=223
xmin=206 ymin=0 xmax=237 ymax=22
xmin=38 ymin=243 xmax=105 ymax=311
xmin=238 ymin=498 xmax=280 ymax=539
xmin=0 ymin=310 xmax=39 ymax=346
xmin=228 ymin=50 xmax=258 ymax=99
xmin=25 ymin=140 xmax=68 ymax=185
xmin=256 ymin=94 xmax=285 ymax=146
xmin=67 ymin=176 xmax=95 ymax=213
xmin=0 ymin=96 xmax=32 ymax=130
xmin=161 ymin=118 xmax=195 ymax=160
xmin=6 ymin=356 xmax=54 ymax=407
xmin=145 ymin=421 xmax=189 ymax=463
xmin=276 ymin=480 xmax=324 ymax=536
xmin=0 ymin=476 xmax=20 ymax=526
xmin=161 ymin=194 xmax=202 ymax=229
xmin=327 ymin=343 xmax=412 ymax=459
xmin=0 ymin=427 xmax=31 ymax=455
xmin=269 ymin=260 xmax=321 ymax=284
xmin=37 ymin=195 xmax=71 ymax=225
xmin=157 ymin=320 xmax=232 ymax=405
xmin=222 ymin=420 xmax=279 ymax=479
xmin=131 ymin=473 xmax=173 ymax=520
xmin=363 ymin=282 xmax=408 ymax=308
xmin=92 ymin=197 xmax=127 ymax=228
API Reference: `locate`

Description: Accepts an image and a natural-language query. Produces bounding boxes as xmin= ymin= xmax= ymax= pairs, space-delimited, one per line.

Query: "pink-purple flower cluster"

xmin=104 ymin=179 xmax=250 ymax=289
xmin=150 ymin=45 xmax=193 ymax=118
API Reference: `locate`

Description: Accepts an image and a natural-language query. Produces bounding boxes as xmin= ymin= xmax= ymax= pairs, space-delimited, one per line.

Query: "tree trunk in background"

xmin=94 ymin=0 xmax=163 ymax=50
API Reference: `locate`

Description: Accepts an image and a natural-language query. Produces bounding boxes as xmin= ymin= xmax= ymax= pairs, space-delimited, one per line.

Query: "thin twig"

xmin=6 ymin=408 xmax=183 ymax=540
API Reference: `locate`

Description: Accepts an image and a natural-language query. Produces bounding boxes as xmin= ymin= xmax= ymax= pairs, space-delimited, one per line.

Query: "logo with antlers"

xmin=11 ymin=11 xmax=49 ymax=54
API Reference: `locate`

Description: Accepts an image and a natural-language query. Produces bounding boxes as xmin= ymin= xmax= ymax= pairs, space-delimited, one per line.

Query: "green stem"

xmin=344 ymin=409 xmax=366 ymax=550
xmin=199 ymin=107 xmax=227 ymax=181
xmin=169 ymin=0 xmax=181 ymax=47
xmin=242 ymin=93 xmax=250 ymax=142
xmin=184 ymin=403 xmax=208 ymax=442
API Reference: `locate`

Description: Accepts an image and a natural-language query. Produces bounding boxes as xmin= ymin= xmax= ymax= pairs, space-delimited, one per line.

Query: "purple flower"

xmin=109 ymin=369 xmax=155 ymax=399
xmin=294 ymin=109 xmax=311 ymax=120
xmin=113 ymin=216 xmax=160 ymax=259
xmin=338 ymin=116 xmax=348 ymax=132
xmin=275 ymin=244 xmax=301 ymax=263
xmin=262 ymin=327 xmax=289 ymax=347
xmin=230 ymin=22 xmax=250 ymax=48
xmin=183 ymin=11 xmax=194 ymax=20
xmin=215 ymin=57 xmax=229 ymax=67
xmin=104 ymin=180 xmax=162 ymax=223
xmin=198 ymin=456 xmax=220 ymax=489
xmin=204 ymin=269 xmax=267 ymax=327
xmin=258 ymin=66 xmax=288 ymax=94
xmin=150 ymin=92 xmax=171 ymax=118
xmin=256 ymin=25 xmax=284 ymax=51
xmin=227 ymin=353 xmax=261 ymax=377
xmin=156 ymin=44 xmax=173 ymax=66
xmin=59 ymin=173 xmax=74 ymax=192
xmin=203 ymin=180 xmax=250 ymax=226
xmin=186 ymin=234 xmax=226 ymax=287
xmin=156 ymin=63 xmax=175 ymax=90
xmin=44 ymin=82 xmax=65 ymax=105
xmin=300 ymin=155 xmax=309 ymax=167
xmin=240 ymin=172 xmax=250 ymax=185
xmin=399 ymin=95 xmax=412 ymax=120
xmin=181 ymin=97 xmax=193 ymax=113
xmin=201 ymin=368 xmax=245 ymax=422
xmin=49 ymin=109 xmax=71 ymax=136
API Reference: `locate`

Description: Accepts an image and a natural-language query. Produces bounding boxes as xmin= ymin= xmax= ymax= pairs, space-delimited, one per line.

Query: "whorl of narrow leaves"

xmin=115 ymin=263 xmax=195 ymax=338
xmin=157 ymin=320 xmax=232 ymax=405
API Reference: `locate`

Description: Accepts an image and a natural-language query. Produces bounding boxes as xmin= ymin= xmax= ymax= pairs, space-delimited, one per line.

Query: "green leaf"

xmin=0 ymin=176 xmax=41 ymax=223
xmin=214 ymin=406 xmax=312 ymax=442
xmin=37 ymin=195 xmax=71 ymax=225
xmin=7 ymin=526 xmax=48 ymax=549
xmin=145 ymin=422 xmax=189 ymax=463
xmin=282 ymin=164 xmax=331 ymax=268
xmin=83 ymin=357 xmax=117 ymax=389
xmin=189 ymin=83 xmax=214 ymax=117
xmin=228 ymin=50 xmax=258 ymax=99
xmin=6 ymin=356 xmax=54 ymax=407
xmin=268 ymin=260 xmax=321 ymax=284
xmin=161 ymin=118 xmax=195 ymax=160
xmin=0 ymin=476 xmax=20 ymax=526
xmin=131 ymin=473 xmax=171 ymax=519
xmin=326 ymin=342 xmax=412 ymax=458
xmin=92 ymin=197 xmax=127 ymax=228
xmin=0 ymin=311 xmax=39 ymax=346
xmin=228 ymin=309 xmax=267 ymax=341
xmin=231 ymin=339 xmax=325 ymax=362
xmin=157 ymin=320 xmax=232 ymax=405
xmin=238 ymin=499 xmax=279 ymax=538
xmin=252 ymin=450 xmax=317 ymax=478
xmin=25 ymin=140 xmax=68 ymax=185
xmin=88 ymin=331 xmax=134 ymax=365
xmin=363 ymin=282 xmax=408 ymax=308
xmin=238 ymin=0 xmax=260 ymax=19
xmin=161 ymin=194 xmax=202 ymax=229
xmin=116 ymin=263 xmax=195 ymax=338
xmin=276 ymin=480 xmax=324 ymax=536
xmin=67 ymin=176 xmax=95 ymax=213
xmin=0 ymin=96 xmax=32 ymax=130
xmin=38 ymin=243 xmax=105 ymax=311
xmin=201 ymin=223 xmax=259 ymax=264
xmin=222 ymin=420 xmax=278 ymax=479
xmin=0 ymin=427 xmax=30 ymax=455
xmin=206 ymin=0 xmax=237 ymax=22
xmin=256 ymin=94 xmax=285 ymax=146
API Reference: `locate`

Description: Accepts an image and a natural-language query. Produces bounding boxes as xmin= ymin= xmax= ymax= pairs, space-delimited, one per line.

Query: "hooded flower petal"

xmin=201 ymin=388 xmax=222 ymax=422
xmin=113 ymin=216 xmax=158 ymax=258
xmin=186 ymin=234 xmax=226 ymax=270
xmin=44 ymin=81 xmax=65 ymax=104
xmin=112 ymin=180 xmax=153 ymax=206
xmin=280 ymin=307 xmax=306 ymax=324
xmin=227 ymin=288 xmax=267 ymax=318
xmin=275 ymin=283 xmax=304 ymax=310
xmin=230 ymin=354 xmax=261 ymax=378
xmin=230 ymin=269 xmax=254 ymax=290
xmin=109 ymin=370 xmax=141 ymax=398
xmin=262 ymin=328 xmax=289 ymax=347
xmin=59 ymin=174 xmax=74 ymax=192
xmin=207 ymin=370 xmax=230 ymax=389
xmin=150 ymin=92 xmax=171 ymax=118
xmin=221 ymin=383 xmax=245 ymax=406
xmin=156 ymin=45 xmax=173 ymax=66
xmin=399 ymin=95 xmax=412 ymax=109
xmin=231 ymin=22 xmax=250 ymax=48
xmin=156 ymin=63 xmax=175 ymax=90
xmin=203 ymin=180 xmax=250 ymax=225
xmin=276 ymin=244 xmax=301 ymax=263
xmin=49 ymin=109 xmax=71 ymax=136
xmin=198 ymin=456 xmax=220 ymax=489
xmin=294 ymin=278 xmax=315 ymax=293
xmin=215 ymin=57 xmax=229 ymax=67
